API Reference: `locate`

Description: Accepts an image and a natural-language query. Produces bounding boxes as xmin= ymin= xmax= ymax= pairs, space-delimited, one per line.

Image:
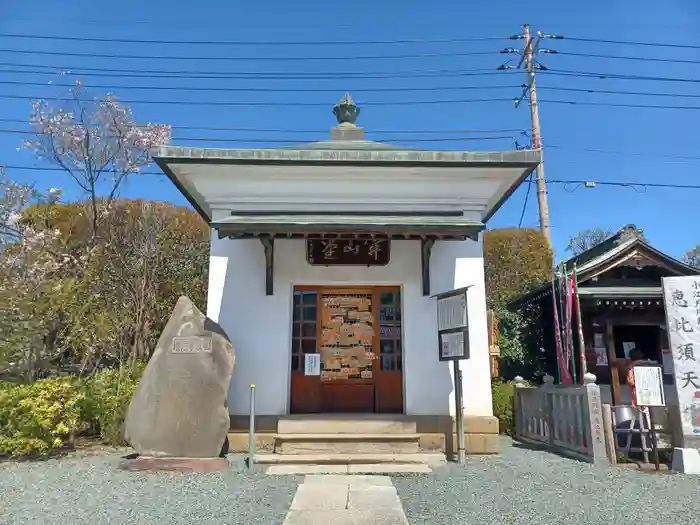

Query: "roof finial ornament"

xmin=333 ymin=93 xmax=359 ymax=126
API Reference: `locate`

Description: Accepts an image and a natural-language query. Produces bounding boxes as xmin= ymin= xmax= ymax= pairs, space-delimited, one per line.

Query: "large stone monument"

xmin=120 ymin=296 xmax=235 ymax=472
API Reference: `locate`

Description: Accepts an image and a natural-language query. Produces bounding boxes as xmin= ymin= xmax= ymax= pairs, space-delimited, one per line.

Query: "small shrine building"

xmin=153 ymin=95 xmax=540 ymax=450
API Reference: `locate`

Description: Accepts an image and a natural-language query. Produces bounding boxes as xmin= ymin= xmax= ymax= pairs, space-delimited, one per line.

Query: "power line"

xmin=0 ymin=32 xmax=507 ymax=46
xmin=541 ymin=85 xmax=700 ymax=99
xmin=543 ymin=179 xmax=700 ymax=191
xmin=552 ymin=50 xmax=700 ymax=66
xmin=0 ymin=118 xmax=528 ymax=135
xmin=0 ymin=93 xmax=516 ymax=107
xmin=518 ymin=174 xmax=533 ymax=227
xmin=0 ymin=128 xmax=517 ymax=144
xmin=561 ymin=36 xmax=700 ymax=50
xmin=0 ymin=46 xmax=499 ymax=62
xmin=545 ymin=68 xmax=700 ymax=84
xmin=0 ymin=63 xmax=509 ymax=80
xmin=3 ymin=91 xmax=698 ymax=110
xmin=540 ymin=99 xmax=700 ymax=110
xmin=0 ymin=79 xmax=522 ymax=94
xmin=546 ymin=144 xmax=700 ymax=161
xmin=6 ymin=163 xmax=699 ymax=190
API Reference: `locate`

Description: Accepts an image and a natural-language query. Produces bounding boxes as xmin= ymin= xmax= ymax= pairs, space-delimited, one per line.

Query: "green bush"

xmin=0 ymin=377 xmax=84 ymax=457
xmin=491 ymin=379 xmax=517 ymax=436
xmin=81 ymin=362 xmax=145 ymax=445
xmin=484 ymin=228 xmax=552 ymax=308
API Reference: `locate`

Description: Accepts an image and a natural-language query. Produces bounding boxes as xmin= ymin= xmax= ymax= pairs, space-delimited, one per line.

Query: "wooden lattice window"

xmin=378 ymin=290 xmax=402 ymax=371
xmin=291 ymin=289 xmax=318 ymax=372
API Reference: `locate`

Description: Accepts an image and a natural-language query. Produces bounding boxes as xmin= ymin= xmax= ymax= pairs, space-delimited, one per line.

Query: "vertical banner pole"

xmin=248 ymin=384 xmax=256 ymax=469
xmin=573 ymin=264 xmax=587 ymax=381
xmin=454 ymin=360 xmax=466 ymax=465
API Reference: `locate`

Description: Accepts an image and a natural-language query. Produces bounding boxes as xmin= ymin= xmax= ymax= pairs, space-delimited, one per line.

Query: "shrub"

xmin=484 ymin=228 xmax=552 ymax=309
xmin=81 ymin=362 xmax=146 ymax=445
xmin=0 ymin=377 xmax=84 ymax=457
xmin=491 ymin=379 xmax=517 ymax=436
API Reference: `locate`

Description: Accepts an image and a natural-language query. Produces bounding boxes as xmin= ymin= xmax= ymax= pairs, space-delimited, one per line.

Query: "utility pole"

xmin=500 ymin=25 xmax=552 ymax=243
xmin=522 ymin=24 xmax=551 ymax=243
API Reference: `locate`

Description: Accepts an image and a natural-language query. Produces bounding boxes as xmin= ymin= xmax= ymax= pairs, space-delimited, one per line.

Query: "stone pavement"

xmin=282 ymin=474 xmax=409 ymax=525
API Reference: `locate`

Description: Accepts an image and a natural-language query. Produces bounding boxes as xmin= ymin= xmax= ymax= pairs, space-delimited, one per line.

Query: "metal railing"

xmin=514 ymin=373 xmax=608 ymax=464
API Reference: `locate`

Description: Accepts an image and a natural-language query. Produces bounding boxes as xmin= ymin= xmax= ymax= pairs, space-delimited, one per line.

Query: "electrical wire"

xmin=0 ymin=129 xmax=517 ymax=143
xmin=0 ymin=93 xmax=517 ymax=107
xmin=0 ymin=46 xmax=499 ymax=62
xmin=545 ymin=68 xmax=700 ymax=84
xmin=4 ymin=78 xmax=698 ymax=100
xmin=518 ymin=175 xmax=533 ymax=227
xmin=5 ymin=163 xmax=699 ymax=190
xmin=0 ymin=32 xmax=507 ymax=46
xmin=562 ymin=36 xmax=700 ymax=50
xmin=0 ymin=63 xmax=510 ymax=80
xmin=0 ymin=79 xmax=522 ymax=94
xmin=553 ymin=50 xmax=700 ymax=66
xmin=546 ymin=144 xmax=700 ymax=161
xmin=0 ymin=118 xmax=527 ymax=135
xmin=541 ymin=85 xmax=700 ymax=99
xmin=2 ymin=92 xmax=699 ymax=110
xmin=540 ymin=99 xmax=700 ymax=110
xmin=542 ymin=179 xmax=700 ymax=190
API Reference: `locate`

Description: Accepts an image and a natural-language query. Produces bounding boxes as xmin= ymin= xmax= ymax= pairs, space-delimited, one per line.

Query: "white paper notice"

xmin=622 ymin=341 xmax=636 ymax=358
xmin=662 ymin=276 xmax=700 ymax=439
xmin=304 ymin=353 xmax=321 ymax=376
xmin=633 ymin=366 xmax=665 ymax=407
xmin=594 ymin=333 xmax=604 ymax=348
xmin=594 ymin=347 xmax=608 ymax=366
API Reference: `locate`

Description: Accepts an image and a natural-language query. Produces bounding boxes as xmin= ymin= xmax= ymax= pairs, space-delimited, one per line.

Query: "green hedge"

xmin=0 ymin=363 xmax=145 ymax=458
xmin=491 ymin=379 xmax=517 ymax=436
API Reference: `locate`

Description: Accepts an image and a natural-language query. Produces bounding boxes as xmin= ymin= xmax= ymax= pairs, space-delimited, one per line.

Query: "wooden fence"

xmin=514 ymin=373 xmax=608 ymax=464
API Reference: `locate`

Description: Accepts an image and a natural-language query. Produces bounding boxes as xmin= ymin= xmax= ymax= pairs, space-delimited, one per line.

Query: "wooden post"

xmin=605 ymin=319 xmax=621 ymax=406
xmin=601 ymin=403 xmax=618 ymax=464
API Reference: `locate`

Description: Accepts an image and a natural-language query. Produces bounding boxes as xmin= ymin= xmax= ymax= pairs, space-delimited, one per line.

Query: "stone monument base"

xmin=119 ymin=455 xmax=230 ymax=473
xmin=671 ymin=447 xmax=700 ymax=475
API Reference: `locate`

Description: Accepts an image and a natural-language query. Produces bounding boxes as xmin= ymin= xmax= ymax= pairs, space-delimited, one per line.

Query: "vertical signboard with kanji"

xmin=662 ymin=276 xmax=700 ymax=443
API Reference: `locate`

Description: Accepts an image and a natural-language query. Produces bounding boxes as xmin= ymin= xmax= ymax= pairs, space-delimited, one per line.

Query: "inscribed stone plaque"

xmin=124 ymin=296 xmax=235 ymax=458
xmin=662 ymin=276 xmax=700 ymax=444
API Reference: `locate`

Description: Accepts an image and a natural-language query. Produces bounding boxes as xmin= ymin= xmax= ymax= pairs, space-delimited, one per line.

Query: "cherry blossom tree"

xmin=0 ymin=171 xmax=72 ymax=379
xmin=23 ymin=82 xmax=171 ymax=243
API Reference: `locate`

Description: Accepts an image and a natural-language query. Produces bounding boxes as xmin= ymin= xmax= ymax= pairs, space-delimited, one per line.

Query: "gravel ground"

xmin=393 ymin=438 xmax=700 ymax=525
xmin=0 ymin=453 xmax=298 ymax=525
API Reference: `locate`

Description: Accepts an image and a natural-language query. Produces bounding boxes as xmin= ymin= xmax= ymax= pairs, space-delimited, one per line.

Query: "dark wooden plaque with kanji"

xmin=306 ymin=239 xmax=390 ymax=266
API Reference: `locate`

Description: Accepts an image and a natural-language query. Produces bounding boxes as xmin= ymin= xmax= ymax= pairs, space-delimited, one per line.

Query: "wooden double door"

xmin=290 ymin=286 xmax=403 ymax=413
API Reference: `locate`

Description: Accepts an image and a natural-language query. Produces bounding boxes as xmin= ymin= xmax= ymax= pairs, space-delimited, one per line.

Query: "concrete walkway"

xmin=282 ymin=474 xmax=409 ymax=525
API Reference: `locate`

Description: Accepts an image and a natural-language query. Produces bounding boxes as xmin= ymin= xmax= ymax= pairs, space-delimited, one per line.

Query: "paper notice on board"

xmin=593 ymin=333 xmax=604 ymax=348
xmin=594 ymin=347 xmax=608 ymax=366
xmin=304 ymin=353 xmax=321 ymax=376
xmin=622 ymin=341 xmax=636 ymax=358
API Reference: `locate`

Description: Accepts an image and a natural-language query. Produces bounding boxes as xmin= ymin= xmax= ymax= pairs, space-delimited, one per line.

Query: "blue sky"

xmin=1 ymin=0 xmax=698 ymax=261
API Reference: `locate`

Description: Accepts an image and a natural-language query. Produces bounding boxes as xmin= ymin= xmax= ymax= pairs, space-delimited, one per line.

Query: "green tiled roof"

xmin=212 ymin=214 xmax=484 ymax=239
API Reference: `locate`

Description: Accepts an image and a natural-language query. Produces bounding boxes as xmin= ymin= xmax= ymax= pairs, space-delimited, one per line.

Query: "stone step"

xmin=255 ymin=452 xmax=446 ymax=465
xmin=277 ymin=416 xmax=416 ymax=435
xmin=274 ymin=433 xmax=421 ymax=455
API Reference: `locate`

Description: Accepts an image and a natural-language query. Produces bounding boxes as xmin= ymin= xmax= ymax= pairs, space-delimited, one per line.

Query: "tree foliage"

xmin=566 ymin=227 xmax=613 ymax=255
xmin=484 ymin=227 xmax=553 ymax=309
xmin=683 ymin=245 xmax=700 ymax=269
xmin=0 ymin=186 xmax=209 ymax=379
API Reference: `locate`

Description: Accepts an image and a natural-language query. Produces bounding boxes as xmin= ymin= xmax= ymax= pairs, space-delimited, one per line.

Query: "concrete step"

xmin=255 ymin=452 xmax=446 ymax=465
xmin=274 ymin=433 xmax=420 ymax=455
xmin=265 ymin=463 xmax=434 ymax=475
xmin=277 ymin=416 xmax=417 ymax=435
